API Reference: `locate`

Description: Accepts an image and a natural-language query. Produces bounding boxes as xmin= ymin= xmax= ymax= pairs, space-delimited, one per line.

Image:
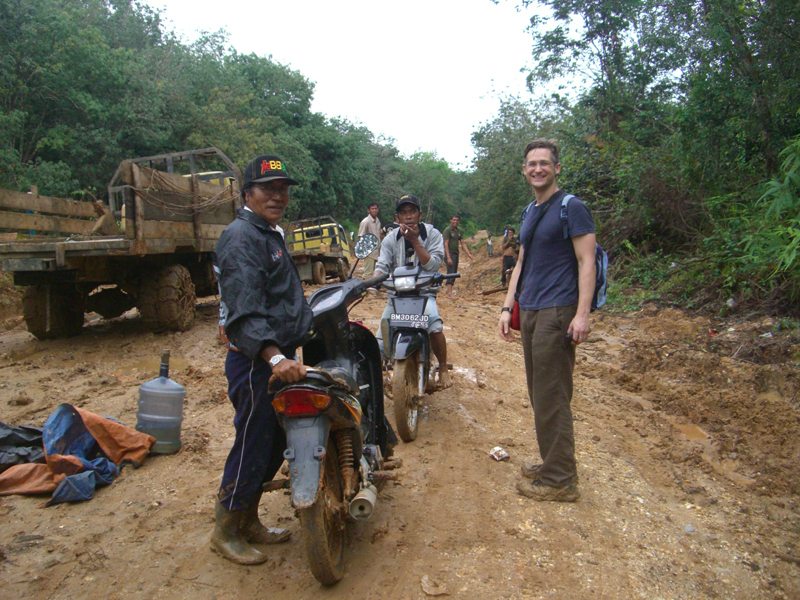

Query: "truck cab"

xmin=285 ymin=216 xmax=351 ymax=284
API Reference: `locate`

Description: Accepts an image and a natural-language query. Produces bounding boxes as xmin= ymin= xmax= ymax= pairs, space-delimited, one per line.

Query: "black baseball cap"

xmin=396 ymin=194 xmax=421 ymax=210
xmin=242 ymin=154 xmax=299 ymax=188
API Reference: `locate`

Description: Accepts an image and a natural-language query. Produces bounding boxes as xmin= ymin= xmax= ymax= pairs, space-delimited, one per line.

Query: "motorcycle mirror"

xmin=354 ymin=233 xmax=379 ymax=259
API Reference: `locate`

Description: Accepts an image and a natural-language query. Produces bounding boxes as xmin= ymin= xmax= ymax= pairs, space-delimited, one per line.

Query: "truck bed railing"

xmin=0 ymin=187 xmax=102 ymax=238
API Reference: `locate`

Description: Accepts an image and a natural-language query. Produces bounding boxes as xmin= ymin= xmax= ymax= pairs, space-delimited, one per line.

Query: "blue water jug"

xmin=136 ymin=350 xmax=185 ymax=454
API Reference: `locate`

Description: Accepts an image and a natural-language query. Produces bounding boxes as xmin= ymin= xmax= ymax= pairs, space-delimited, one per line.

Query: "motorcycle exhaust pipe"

xmin=349 ymin=485 xmax=378 ymax=520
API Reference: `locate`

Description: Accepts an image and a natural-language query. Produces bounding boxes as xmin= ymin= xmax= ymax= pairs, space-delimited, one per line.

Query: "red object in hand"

xmin=511 ymin=301 xmax=521 ymax=331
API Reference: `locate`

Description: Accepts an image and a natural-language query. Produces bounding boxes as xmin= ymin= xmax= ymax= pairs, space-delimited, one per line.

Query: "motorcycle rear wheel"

xmin=298 ymin=440 xmax=345 ymax=585
xmin=393 ymin=356 xmax=419 ymax=442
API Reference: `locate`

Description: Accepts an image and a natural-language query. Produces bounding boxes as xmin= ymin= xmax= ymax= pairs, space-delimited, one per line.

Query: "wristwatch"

xmin=501 ymin=307 xmax=512 ymax=313
xmin=268 ymin=354 xmax=286 ymax=368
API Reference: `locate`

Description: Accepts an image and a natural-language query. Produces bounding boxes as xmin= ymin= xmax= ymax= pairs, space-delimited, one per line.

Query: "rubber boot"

xmin=210 ymin=498 xmax=268 ymax=565
xmin=240 ymin=492 xmax=291 ymax=545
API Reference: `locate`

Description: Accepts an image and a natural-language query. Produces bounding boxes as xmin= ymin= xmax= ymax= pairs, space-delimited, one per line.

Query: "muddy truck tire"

xmin=23 ymin=283 xmax=86 ymax=340
xmin=138 ymin=265 xmax=196 ymax=331
xmin=312 ymin=261 xmax=326 ymax=285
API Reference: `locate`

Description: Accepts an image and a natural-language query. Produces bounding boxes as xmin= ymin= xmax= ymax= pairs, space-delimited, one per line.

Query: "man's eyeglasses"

xmin=252 ymin=182 xmax=289 ymax=196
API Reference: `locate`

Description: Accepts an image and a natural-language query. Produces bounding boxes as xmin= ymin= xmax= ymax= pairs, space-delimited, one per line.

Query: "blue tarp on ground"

xmin=0 ymin=404 xmax=155 ymax=504
xmin=42 ymin=405 xmax=119 ymax=505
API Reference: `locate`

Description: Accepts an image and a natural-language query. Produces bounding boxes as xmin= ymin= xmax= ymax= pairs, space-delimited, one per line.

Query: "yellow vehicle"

xmin=285 ymin=216 xmax=352 ymax=284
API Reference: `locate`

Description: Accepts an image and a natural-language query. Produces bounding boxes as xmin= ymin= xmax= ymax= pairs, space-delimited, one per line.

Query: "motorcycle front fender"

xmin=393 ymin=330 xmax=427 ymax=361
xmin=283 ymin=416 xmax=332 ymax=510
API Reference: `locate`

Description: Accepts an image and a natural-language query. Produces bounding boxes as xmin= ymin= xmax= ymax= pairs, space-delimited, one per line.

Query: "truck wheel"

xmin=312 ymin=261 xmax=326 ymax=285
xmin=23 ymin=284 xmax=86 ymax=340
xmin=338 ymin=259 xmax=349 ymax=282
xmin=139 ymin=265 xmax=196 ymax=331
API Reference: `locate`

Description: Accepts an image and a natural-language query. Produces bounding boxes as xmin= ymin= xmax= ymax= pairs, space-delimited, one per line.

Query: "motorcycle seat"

xmin=311 ymin=361 xmax=359 ymax=394
xmin=267 ymin=362 xmax=358 ymax=395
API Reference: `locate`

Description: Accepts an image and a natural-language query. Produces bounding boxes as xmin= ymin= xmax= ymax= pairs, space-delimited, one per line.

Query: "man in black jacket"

xmin=211 ymin=154 xmax=312 ymax=564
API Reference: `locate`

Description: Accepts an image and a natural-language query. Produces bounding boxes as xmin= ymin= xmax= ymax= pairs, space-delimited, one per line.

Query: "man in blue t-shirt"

xmin=497 ymin=139 xmax=597 ymax=503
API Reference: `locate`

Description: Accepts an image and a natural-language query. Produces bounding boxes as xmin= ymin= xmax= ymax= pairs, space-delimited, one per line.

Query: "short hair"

xmin=367 ymin=202 xmax=378 ymax=209
xmin=523 ymin=139 xmax=560 ymax=165
xmin=451 ymin=214 xmax=461 ymax=220
xmin=507 ymin=227 xmax=515 ymax=233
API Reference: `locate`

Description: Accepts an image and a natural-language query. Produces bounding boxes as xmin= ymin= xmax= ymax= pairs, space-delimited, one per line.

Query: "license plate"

xmin=389 ymin=313 xmax=429 ymax=328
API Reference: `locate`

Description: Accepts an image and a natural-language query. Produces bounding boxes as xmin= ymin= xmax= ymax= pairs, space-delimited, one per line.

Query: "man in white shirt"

xmin=357 ymin=202 xmax=382 ymax=278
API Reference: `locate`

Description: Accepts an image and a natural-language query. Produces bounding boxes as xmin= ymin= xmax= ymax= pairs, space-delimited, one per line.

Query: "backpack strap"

xmin=560 ymin=194 xmax=575 ymax=239
xmin=520 ymin=200 xmax=536 ymax=227
xmin=514 ymin=196 xmax=556 ymax=299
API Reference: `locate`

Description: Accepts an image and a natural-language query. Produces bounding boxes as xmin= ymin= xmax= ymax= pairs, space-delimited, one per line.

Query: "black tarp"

xmin=0 ymin=421 xmax=45 ymax=472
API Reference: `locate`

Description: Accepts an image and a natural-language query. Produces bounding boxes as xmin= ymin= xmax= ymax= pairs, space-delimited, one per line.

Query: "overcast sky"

xmin=144 ymin=0 xmax=538 ymax=170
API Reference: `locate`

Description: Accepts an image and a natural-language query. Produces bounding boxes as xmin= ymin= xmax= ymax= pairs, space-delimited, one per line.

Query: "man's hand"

xmin=446 ymin=255 xmax=453 ymax=266
xmin=498 ymin=311 xmax=515 ymax=342
xmin=567 ymin=313 xmax=591 ymax=345
xmin=399 ymin=223 xmax=420 ymax=244
xmin=272 ymin=358 xmax=307 ymax=383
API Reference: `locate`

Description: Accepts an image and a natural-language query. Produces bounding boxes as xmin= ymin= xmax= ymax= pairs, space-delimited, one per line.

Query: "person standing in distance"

xmin=500 ymin=227 xmax=518 ymax=287
xmin=374 ymin=194 xmax=451 ymax=389
xmin=211 ymin=154 xmax=312 ymax=563
xmin=497 ymin=140 xmax=596 ymax=502
xmin=358 ymin=202 xmax=382 ymax=278
xmin=442 ymin=214 xmax=473 ymax=298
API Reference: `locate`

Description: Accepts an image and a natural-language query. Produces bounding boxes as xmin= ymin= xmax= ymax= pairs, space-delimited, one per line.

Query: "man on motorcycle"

xmin=374 ymin=194 xmax=452 ymax=389
xmin=211 ymin=154 xmax=312 ymax=564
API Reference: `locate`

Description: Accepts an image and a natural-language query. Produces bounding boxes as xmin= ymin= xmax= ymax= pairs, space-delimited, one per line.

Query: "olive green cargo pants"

xmin=519 ymin=305 xmax=578 ymax=487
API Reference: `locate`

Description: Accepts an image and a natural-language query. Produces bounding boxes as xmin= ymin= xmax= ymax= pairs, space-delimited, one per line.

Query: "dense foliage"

xmin=0 ymin=0 xmax=472 ymax=232
xmin=473 ymin=0 xmax=800 ymax=313
xmin=5 ymin=0 xmax=800 ymax=313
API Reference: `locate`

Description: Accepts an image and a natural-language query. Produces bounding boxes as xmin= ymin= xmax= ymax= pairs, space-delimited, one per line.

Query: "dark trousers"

xmin=218 ymin=350 xmax=286 ymax=511
xmin=519 ymin=305 xmax=577 ymax=486
xmin=501 ymin=255 xmax=517 ymax=286
xmin=446 ymin=252 xmax=459 ymax=286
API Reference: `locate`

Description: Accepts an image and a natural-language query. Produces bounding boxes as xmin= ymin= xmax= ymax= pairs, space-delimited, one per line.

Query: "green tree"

xmin=470 ymin=97 xmax=541 ymax=232
xmin=397 ymin=152 xmax=469 ymax=230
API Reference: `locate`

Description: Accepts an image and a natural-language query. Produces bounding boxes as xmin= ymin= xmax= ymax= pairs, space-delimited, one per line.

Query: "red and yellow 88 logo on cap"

xmin=260 ymin=160 xmax=284 ymax=174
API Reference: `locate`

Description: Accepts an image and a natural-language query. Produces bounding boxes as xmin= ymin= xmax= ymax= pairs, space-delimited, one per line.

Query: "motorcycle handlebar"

xmin=359 ymin=271 xmax=390 ymax=292
xmin=429 ymin=272 xmax=460 ymax=285
xmin=380 ymin=271 xmax=460 ymax=290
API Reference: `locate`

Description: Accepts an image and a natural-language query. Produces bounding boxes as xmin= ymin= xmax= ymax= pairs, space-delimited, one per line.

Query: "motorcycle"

xmin=267 ymin=233 xmax=397 ymax=585
xmin=380 ymin=265 xmax=459 ymax=442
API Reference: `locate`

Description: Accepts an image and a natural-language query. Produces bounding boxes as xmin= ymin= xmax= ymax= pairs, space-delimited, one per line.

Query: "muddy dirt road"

xmin=1 ymin=253 xmax=800 ymax=599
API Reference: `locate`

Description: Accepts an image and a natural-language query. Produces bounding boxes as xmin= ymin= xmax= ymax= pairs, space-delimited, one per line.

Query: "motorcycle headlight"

xmin=394 ymin=275 xmax=416 ymax=292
